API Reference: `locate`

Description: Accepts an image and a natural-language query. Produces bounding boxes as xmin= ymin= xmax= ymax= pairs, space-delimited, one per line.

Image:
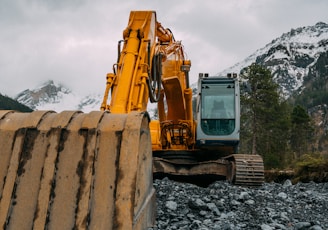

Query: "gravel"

xmin=149 ymin=178 xmax=328 ymax=230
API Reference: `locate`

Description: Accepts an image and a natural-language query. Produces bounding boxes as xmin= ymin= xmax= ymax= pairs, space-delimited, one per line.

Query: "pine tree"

xmin=0 ymin=93 xmax=33 ymax=112
xmin=290 ymin=105 xmax=314 ymax=158
xmin=240 ymin=63 xmax=290 ymax=168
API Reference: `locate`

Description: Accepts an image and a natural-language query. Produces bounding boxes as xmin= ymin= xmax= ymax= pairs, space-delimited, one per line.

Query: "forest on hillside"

xmin=0 ymin=93 xmax=33 ymax=112
xmin=239 ymin=63 xmax=328 ymax=180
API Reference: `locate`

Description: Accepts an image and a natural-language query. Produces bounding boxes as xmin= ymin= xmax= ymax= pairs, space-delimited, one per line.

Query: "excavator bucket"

xmin=0 ymin=110 xmax=155 ymax=230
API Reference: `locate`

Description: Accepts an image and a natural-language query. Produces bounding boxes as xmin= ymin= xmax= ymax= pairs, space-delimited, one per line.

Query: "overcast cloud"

xmin=0 ymin=0 xmax=327 ymax=97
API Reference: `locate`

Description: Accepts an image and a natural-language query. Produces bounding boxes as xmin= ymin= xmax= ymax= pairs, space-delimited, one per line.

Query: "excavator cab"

xmin=196 ymin=73 xmax=240 ymax=153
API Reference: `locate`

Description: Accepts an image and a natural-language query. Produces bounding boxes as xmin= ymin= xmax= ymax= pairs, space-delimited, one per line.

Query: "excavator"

xmin=0 ymin=11 xmax=264 ymax=229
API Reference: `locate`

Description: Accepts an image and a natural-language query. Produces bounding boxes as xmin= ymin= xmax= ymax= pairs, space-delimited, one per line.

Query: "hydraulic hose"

xmin=148 ymin=53 xmax=162 ymax=102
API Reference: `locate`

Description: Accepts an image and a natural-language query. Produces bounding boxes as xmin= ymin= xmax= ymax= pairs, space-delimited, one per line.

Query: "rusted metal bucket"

xmin=0 ymin=110 xmax=155 ymax=229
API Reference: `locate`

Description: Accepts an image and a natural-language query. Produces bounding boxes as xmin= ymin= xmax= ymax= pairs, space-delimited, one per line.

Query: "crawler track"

xmin=230 ymin=154 xmax=265 ymax=186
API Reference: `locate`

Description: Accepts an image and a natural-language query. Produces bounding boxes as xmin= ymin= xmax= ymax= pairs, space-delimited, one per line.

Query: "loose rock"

xmin=150 ymin=178 xmax=328 ymax=229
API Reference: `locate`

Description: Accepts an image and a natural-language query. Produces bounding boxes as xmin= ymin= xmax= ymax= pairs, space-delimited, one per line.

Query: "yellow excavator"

xmin=0 ymin=11 xmax=264 ymax=229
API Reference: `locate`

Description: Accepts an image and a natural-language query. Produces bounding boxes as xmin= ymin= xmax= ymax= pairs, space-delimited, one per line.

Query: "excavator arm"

xmin=100 ymin=11 xmax=194 ymax=150
xmin=101 ymin=11 xmax=157 ymax=113
xmin=101 ymin=11 xmax=186 ymax=114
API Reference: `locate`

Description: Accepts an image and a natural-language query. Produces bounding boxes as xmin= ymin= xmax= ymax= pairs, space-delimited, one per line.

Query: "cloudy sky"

xmin=1 ymin=0 xmax=327 ymax=97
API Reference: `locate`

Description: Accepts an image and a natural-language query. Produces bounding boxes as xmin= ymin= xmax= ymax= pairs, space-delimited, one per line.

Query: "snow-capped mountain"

xmin=15 ymin=22 xmax=328 ymax=113
xmin=218 ymin=22 xmax=328 ymax=98
xmin=15 ymin=80 xmax=102 ymax=112
xmin=15 ymin=80 xmax=158 ymax=116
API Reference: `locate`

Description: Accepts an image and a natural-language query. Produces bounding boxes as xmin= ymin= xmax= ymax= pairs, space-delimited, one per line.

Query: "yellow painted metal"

xmin=100 ymin=11 xmax=192 ymax=120
xmin=101 ymin=73 xmax=116 ymax=111
xmin=0 ymin=111 xmax=155 ymax=229
xmin=162 ymin=76 xmax=186 ymax=121
xmin=100 ymin=10 xmax=194 ymax=150
xmin=108 ymin=11 xmax=157 ymax=114
xmin=157 ymin=90 xmax=166 ymax=121
xmin=184 ymin=88 xmax=193 ymax=122
xmin=150 ymin=120 xmax=161 ymax=150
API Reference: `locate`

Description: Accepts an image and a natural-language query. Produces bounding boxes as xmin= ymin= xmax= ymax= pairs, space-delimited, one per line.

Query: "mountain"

xmin=15 ymin=22 xmax=328 ymax=114
xmin=15 ymin=80 xmax=102 ymax=112
xmin=219 ymin=22 xmax=328 ymax=155
xmin=14 ymin=80 xmax=158 ymax=116
xmin=218 ymin=22 xmax=328 ymax=99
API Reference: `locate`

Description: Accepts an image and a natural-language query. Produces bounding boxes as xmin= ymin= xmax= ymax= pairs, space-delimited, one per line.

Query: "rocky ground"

xmin=149 ymin=178 xmax=328 ymax=230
